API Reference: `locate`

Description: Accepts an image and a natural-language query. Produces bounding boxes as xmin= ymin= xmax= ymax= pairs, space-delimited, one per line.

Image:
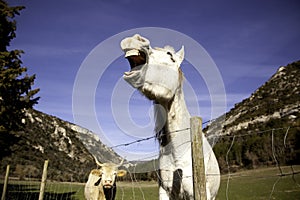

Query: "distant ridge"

xmin=0 ymin=109 xmax=124 ymax=182
xmin=204 ymin=60 xmax=300 ymax=171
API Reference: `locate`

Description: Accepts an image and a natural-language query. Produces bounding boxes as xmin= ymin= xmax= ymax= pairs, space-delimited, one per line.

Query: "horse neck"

xmin=167 ymin=86 xmax=190 ymax=131
xmin=154 ymin=85 xmax=191 ymax=146
xmin=154 ymin=85 xmax=190 ymax=133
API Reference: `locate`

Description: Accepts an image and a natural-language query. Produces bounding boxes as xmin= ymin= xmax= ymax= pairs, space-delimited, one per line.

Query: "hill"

xmin=0 ymin=109 xmax=123 ymax=182
xmin=204 ymin=60 xmax=300 ymax=172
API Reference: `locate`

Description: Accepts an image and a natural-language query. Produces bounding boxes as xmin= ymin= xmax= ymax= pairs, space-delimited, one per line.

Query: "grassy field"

xmin=216 ymin=166 xmax=300 ymax=200
xmin=1 ymin=166 xmax=299 ymax=199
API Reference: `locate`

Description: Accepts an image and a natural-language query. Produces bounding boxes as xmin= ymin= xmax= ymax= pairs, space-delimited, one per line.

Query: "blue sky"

xmin=7 ymin=0 xmax=300 ymax=160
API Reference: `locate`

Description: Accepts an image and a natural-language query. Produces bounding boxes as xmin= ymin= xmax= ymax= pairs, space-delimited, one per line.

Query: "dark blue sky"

xmin=7 ymin=0 xmax=300 ymax=159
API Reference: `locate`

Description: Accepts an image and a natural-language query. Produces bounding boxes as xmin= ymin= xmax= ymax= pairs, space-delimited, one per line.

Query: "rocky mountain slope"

xmin=0 ymin=109 xmax=123 ymax=182
xmin=204 ymin=60 xmax=300 ymax=171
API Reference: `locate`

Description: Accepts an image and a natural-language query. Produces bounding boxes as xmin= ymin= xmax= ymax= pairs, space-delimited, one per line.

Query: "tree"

xmin=0 ymin=0 xmax=39 ymax=131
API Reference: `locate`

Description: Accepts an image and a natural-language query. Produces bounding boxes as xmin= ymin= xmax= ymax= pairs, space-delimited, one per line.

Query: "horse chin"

xmin=142 ymin=82 xmax=174 ymax=103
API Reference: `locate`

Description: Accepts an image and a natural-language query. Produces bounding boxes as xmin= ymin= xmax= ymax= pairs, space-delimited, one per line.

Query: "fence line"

xmin=111 ymin=119 xmax=299 ymax=151
xmin=219 ymin=126 xmax=300 ymax=200
xmin=110 ymin=127 xmax=190 ymax=149
xmin=109 ymin=123 xmax=299 ymax=199
xmin=1 ymin=160 xmax=49 ymax=200
xmin=225 ymin=135 xmax=235 ymax=200
xmin=208 ymin=125 xmax=300 ymax=140
xmin=1 ymin=122 xmax=299 ymax=199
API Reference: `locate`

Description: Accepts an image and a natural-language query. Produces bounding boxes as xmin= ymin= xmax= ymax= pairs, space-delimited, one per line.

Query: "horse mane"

xmin=154 ymin=68 xmax=184 ymax=146
xmin=178 ymin=68 xmax=184 ymax=87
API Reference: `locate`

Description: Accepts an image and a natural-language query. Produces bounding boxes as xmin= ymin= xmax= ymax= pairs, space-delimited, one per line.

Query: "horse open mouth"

xmin=125 ymin=49 xmax=146 ymax=70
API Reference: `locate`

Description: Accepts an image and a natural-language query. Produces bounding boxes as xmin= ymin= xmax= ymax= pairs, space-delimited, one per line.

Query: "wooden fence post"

xmin=38 ymin=160 xmax=49 ymax=200
xmin=190 ymin=117 xmax=207 ymax=200
xmin=1 ymin=165 xmax=10 ymax=200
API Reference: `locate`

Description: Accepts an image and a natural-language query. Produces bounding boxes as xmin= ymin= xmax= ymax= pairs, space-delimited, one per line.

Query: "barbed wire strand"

xmin=272 ymin=129 xmax=283 ymax=175
xmin=290 ymin=165 xmax=300 ymax=187
xmin=110 ymin=127 xmax=190 ymax=149
xmin=135 ymin=165 xmax=147 ymax=200
xmin=225 ymin=135 xmax=235 ymax=200
xmin=283 ymin=126 xmax=290 ymax=148
xmin=269 ymin=176 xmax=281 ymax=200
xmin=111 ymin=124 xmax=299 ymax=150
xmin=123 ymin=161 xmax=147 ymax=200
xmin=111 ymin=135 xmax=156 ymax=149
xmin=117 ymin=181 xmax=125 ymax=200
xmin=132 ymin=163 xmax=147 ymax=200
xmin=207 ymin=125 xmax=300 ymax=140
xmin=282 ymin=127 xmax=300 ymax=187
xmin=269 ymin=129 xmax=282 ymax=199
xmin=127 ymin=165 xmax=137 ymax=200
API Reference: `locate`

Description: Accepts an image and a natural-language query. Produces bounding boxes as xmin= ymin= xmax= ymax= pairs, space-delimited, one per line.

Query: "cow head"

xmin=94 ymin=157 xmax=127 ymax=189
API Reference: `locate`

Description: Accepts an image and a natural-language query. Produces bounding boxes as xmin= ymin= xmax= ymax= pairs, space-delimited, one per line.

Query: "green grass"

xmin=48 ymin=181 xmax=158 ymax=200
xmin=2 ymin=166 xmax=300 ymax=199
xmin=115 ymin=181 xmax=158 ymax=200
xmin=216 ymin=166 xmax=300 ymax=200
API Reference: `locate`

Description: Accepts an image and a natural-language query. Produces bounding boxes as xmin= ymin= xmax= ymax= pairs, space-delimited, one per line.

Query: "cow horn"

xmin=93 ymin=155 xmax=103 ymax=167
xmin=118 ymin=158 xmax=125 ymax=167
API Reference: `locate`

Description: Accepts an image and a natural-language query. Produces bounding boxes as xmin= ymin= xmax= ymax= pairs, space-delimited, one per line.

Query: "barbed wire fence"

xmin=110 ymin=121 xmax=300 ymax=199
xmin=212 ymin=125 xmax=300 ymax=199
xmin=1 ymin=120 xmax=300 ymax=199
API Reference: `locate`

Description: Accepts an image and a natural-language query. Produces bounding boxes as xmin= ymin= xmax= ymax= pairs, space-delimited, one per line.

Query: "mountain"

xmin=204 ymin=60 xmax=300 ymax=172
xmin=0 ymin=109 xmax=123 ymax=182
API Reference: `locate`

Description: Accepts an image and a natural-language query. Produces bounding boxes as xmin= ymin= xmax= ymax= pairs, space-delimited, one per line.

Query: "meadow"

xmin=1 ymin=166 xmax=299 ymax=199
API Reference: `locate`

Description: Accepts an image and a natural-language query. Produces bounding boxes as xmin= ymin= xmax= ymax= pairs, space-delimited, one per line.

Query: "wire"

xmin=110 ymin=128 xmax=190 ymax=149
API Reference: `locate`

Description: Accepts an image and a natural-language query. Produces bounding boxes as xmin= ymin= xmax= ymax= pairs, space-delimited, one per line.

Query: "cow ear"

xmin=117 ymin=170 xmax=127 ymax=177
xmin=91 ymin=169 xmax=102 ymax=176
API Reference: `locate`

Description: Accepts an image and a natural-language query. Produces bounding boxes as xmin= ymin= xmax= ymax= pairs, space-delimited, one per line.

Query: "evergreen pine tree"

xmin=0 ymin=0 xmax=40 ymax=131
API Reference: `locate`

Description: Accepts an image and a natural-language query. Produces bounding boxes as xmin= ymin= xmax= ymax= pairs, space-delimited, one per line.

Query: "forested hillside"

xmin=205 ymin=61 xmax=300 ymax=172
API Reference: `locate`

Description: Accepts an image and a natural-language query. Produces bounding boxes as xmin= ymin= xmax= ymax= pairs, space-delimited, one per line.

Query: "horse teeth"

xmin=125 ymin=49 xmax=139 ymax=57
xmin=124 ymin=71 xmax=132 ymax=76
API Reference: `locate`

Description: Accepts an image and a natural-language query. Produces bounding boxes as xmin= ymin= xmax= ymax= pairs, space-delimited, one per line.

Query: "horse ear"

xmin=176 ymin=46 xmax=184 ymax=65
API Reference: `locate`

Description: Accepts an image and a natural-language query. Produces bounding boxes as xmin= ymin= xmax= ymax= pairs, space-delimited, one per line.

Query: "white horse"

xmin=120 ymin=34 xmax=220 ymax=200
